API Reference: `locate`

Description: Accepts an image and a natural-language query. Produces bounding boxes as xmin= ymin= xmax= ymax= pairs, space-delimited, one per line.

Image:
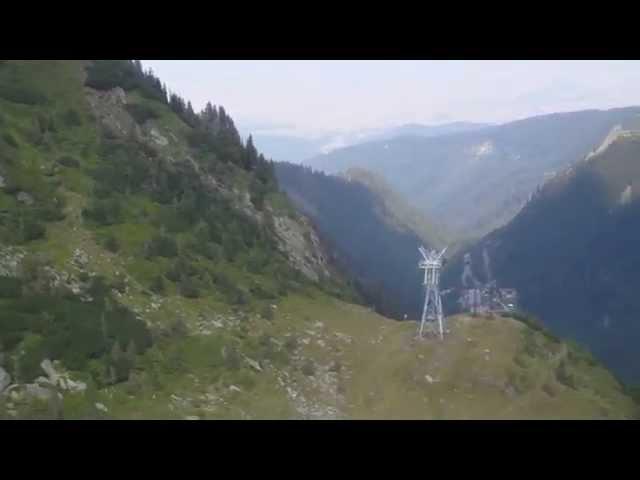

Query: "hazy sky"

xmin=143 ymin=60 xmax=640 ymax=137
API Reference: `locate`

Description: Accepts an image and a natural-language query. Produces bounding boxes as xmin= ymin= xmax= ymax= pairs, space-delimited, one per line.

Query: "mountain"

xmin=244 ymin=122 xmax=491 ymax=165
xmin=362 ymin=121 xmax=491 ymax=143
xmin=307 ymin=108 xmax=640 ymax=238
xmin=275 ymin=162 xmax=446 ymax=320
xmin=0 ymin=60 xmax=635 ymax=419
xmin=442 ymin=123 xmax=640 ymax=384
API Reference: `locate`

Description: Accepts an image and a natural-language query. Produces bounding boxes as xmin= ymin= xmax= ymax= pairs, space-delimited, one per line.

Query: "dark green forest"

xmin=275 ymin=162 xmax=433 ymax=320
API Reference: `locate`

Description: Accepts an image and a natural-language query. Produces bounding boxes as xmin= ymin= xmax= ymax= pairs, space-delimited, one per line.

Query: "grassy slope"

xmin=277 ymin=297 xmax=636 ymax=419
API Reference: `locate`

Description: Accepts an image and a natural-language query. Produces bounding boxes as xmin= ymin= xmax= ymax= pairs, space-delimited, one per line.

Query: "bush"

xmin=555 ymin=361 xmax=578 ymax=389
xmin=125 ymin=103 xmax=160 ymax=124
xmin=223 ymin=346 xmax=242 ymax=370
xmin=82 ymin=197 xmax=124 ymax=226
xmin=178 ymin=275 xmax=200 ymax=299
xmin=57 ymin=155 xmax=80 ymax=168
xmin=284 ymin=336 xmax=298 ymax=353
xmin=2 ymin=131 xmax=18 ymax=148
xmin=145 ymin=233 xmax=179 ymax=258
xmin=150 ymin=275 xmax=166 ymax=295
xmin=260 ymin=305 xmax=275 ymax=321
xmin=103 ymin=234 xmax=120 ymax=253
xmin=0 ymin=84 xmax=48 ymax=105
xmin=61 ymin=109 xmax=82 ymax=127
xmin=165 ymin=257 xmax=199 ymax=284
xmin=0 ymin=277 xmax=23 ymax=298
xmin=22 ymin=220 xmax=46 ymax=242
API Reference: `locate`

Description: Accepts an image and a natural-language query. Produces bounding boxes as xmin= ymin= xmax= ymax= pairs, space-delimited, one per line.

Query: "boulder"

xmin=25 ymin=384 xmax=61 ymax=402
xmin=149 ymin=128 xmax=169 ymax=146
xmin=16 ymin=191 xmax=34 ymax=205
xmin=0 ymin=367 xmax=11 ymax=393
xmin=40 ymin=359 xmax=59 ymax=385
xmin=65 ymin=378 xmax=87 ymax=393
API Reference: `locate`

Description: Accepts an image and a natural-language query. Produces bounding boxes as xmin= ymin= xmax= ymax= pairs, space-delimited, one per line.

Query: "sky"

xmin=143 ymin=60 xmax=640 ymax=138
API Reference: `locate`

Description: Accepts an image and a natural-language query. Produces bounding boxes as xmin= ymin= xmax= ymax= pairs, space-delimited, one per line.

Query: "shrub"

xmin=0 ymin=277 xmax=23 ymax=298
xmin=260 ymin=305 xmax=275 ymax=321
xmin=0 ymin=84 xmax=48 ymax=105
xmin=3 ymin=131 xmax=18 ymax=148
xmin=125 ymin=103 xmax=160 ymax=124
xmin=284 ymin=336 xmax=298 ymax=353
xmin=82 ymin=197 xmax=124 ymax=226
xmin=111 ymin=275 xmax=127 ymax=294
xmin=150 ymin=275 xmax=166 ymax=295
xmin=145 ymin=233 xmax=179 ymax=258
xmin=223 ymin=346 xmax=242 ymax=371
xmin=57 ymin=155 xmax=81 ymax=168
xmin=103 ymin=234 xmax=120 ymax=253
xmin=178 ymin=275 xmax=200 ymax=299
xmin=301 ymin=360 xmax=316 ymax=377
xmin=555 ymin=361 xmax=578 ymax=389
xmin=22 ymin=220 xmax=46 ymax=242
xmin=61 ymin=109 xmax=82 ymax=127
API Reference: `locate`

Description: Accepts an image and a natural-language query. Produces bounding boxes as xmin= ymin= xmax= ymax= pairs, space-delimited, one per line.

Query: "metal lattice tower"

xmin=418 ymin=246 xmax=447 ymax=340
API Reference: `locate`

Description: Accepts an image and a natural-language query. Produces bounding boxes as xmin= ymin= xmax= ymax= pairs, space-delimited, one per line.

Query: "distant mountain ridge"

xmin=307 ymin=107 xmax=640 ymax=238
xmin=242 ymin=121 xmax=492 ymax=164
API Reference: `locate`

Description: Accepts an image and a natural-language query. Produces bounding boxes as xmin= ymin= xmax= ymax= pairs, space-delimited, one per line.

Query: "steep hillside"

xmin=0 ymin=60 xmax=356 ymax=418
xmin=442 ymin=128 xmax=640 ymax=384
xmin=341 ymin=167 xmax=452 ymax=248
xmin=308 ymin=108 xmax=640 ymax=238
xmin=275 ymin=162 xmax=446 ymax=320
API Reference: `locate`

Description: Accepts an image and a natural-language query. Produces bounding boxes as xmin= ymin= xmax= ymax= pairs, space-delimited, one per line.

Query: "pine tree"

xmin=245 ymin=135 xmax=258 ymax=170
xmin=126 ymin=339 xmax=137 ymax=363
xmin=111 ymin=340 xmax=122 ymax=363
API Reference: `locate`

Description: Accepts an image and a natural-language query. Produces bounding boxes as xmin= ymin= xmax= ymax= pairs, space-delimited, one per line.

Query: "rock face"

xmin=0 ymin=367 xmax=11 ymax=393
xmin=149 ymin=127 xmax=169 ymax=146
xmin=272 ymin=215 xmax=330 ymax=282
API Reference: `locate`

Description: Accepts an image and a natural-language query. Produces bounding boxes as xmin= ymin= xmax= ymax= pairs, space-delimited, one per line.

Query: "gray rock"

xmin=149 ymin=128 xmax=169 ymax=146
xmin=95 ymin=402 xmax=108 ymax=413
xmin=40 ymin=359 xmax=59 ymax=385
xmin=111 ymin=87 xmax=127 ymax=105
xmin=64 ymin=378 xmax=87 ymax=393
xmin=0 ymin=367 xmax=11 ymax=393
xmin=243 ymin=355 xmax=263 ymax=372
xmin=25 ymin=384 xmax=60 ymax=401
xmin=16 ymin=191 xmax=34 ymax=205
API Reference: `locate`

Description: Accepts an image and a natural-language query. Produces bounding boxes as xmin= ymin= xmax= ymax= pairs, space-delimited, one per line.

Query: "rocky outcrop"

xmin=272 ymin=215 xmax=330 ymax=282
xmin=0 ymin=367 xmax=11 ymax=393
xmin=85 ymin=86 xmax=139 ymax=139
xmin=0 ymin=246 xmax=25 ymax=277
